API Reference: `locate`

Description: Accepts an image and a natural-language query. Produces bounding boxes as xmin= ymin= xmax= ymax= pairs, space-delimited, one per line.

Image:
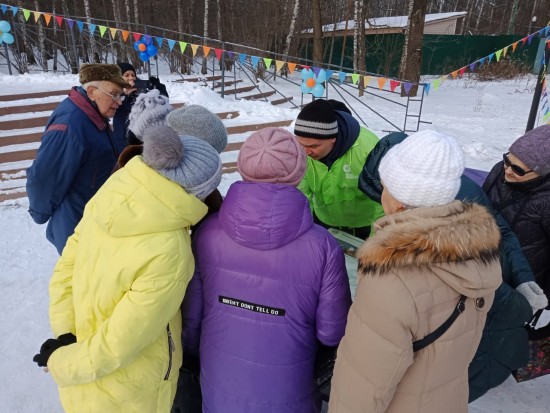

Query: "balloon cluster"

xmin=133 ymin=35 xmax=157 ymax=62
xmin=300 ymin=69 xmax=327 ymax=98
xmin=0 ymin=20 xmax=14 ymax=45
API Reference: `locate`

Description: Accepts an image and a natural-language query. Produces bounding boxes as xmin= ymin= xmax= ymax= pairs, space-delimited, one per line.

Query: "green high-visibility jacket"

xmin=299 ymin=127 xmax=384 ymax=229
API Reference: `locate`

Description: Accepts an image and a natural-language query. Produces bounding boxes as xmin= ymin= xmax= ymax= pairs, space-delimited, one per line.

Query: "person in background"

xmin=294 ymin=99 xmax=382 ymax=240
xmin=483 ymin=125 xmax=550 ymax=303
xmin=26 ymin=64 xmax=131 ymax=255
xmin=32 ymin=125 xmax=223 ymax=413
xmin=329 ymin=130 xmax=502 ymax=413
xmin=113 ymin=62 xmax=169 ymax=151
xmin=358 ymin=131 xmax=547 ymax=402
xmin=181 ymin=127 xmax=352 ymax=413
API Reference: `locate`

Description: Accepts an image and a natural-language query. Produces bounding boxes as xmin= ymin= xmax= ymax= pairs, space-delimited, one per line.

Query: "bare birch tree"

xmin=202 ymin=0 xmax=209 ymax=75
xmin=284 ymin=0 xmax=300 ymax=56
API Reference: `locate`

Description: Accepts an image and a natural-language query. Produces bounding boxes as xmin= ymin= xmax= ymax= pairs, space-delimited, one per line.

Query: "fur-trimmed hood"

xmin=358 ymin=201 xmax=501 ymax=293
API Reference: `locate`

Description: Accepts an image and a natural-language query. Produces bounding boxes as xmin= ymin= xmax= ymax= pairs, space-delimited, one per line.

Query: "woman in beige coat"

xmin=328 ymin=130 xmax=502 ymax=413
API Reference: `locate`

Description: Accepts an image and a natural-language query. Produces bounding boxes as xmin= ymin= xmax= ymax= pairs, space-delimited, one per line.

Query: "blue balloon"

xmin=146 ymin=45 xmax=158 ymax=57
xmin=301 ymin=68 xmax=313 ymax=81
xmin=316 ymin=70 xmax=327 ymax=83
xmin=1 ymin=32 xmax=14 ymax=45
xmin=312 ymin=83 xmax=325 ymax=98
xmin=139 ymin=51 xmax=150 ymax=62
xmin=0 ymin=20 xmax=10 ymax=33
xmin=133 ymin=41 xmax=141 ymax=51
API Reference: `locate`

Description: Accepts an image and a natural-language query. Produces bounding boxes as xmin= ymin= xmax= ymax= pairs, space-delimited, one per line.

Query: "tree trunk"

xmin=15 ymin=0 xmax=32 ymax=72
xmin=398 ymin=0 xmax=428 ymax=97
xmin=83 ymin=0 xmax=100 ymax=63
xmin=284 ymin=0 xmax=300 ymax=56
xmin=60 ymin=0 xmax=78 ymax=73
xmin=311 ymin=0 xmax=324 ymax=65
xmin=34 ymin=1 xmax=48 ymax=70
xmin=202 ymin=0 xmax=209 ymax=75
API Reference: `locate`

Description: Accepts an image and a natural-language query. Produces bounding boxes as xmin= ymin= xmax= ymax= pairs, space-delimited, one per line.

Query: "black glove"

xmin=315 ymin=344 xmax=338 ymax=402
xmin=33 ymin=333 xmax=76 ymax=367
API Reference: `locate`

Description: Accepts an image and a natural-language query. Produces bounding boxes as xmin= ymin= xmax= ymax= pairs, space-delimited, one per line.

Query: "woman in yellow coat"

xmin=33 ymin=126 xmax=222 ymax=413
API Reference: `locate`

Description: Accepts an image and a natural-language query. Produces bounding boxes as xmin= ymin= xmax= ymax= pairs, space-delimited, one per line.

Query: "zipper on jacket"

xmin=164 ymin=324 xmax=174 ymax=380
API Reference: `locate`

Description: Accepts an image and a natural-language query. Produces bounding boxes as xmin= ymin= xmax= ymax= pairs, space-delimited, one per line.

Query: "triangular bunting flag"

xmin=43 ymin=14 xmax=52 ymax=26
xmin=227 ymin=51 xmax=234 ymax=59
xmin=190 ymin=44 xmax=199 ymax=57
xmin=109 ymin=28 xmax=117 ymax=39
xmin=214 ymin=48 xmax=223 ymax=61
xmin=275 ymin=60 xmax=285 ymax=72
xmin=389 ymin=80 xmax=400 ymax=92
xmin=67 ymin=19 xmax=75 ymax=30
xmin=132 ymin=33 xmax=141 ymax=42
xmin=239 ymin=53 xmax=247 ymax=64
xmin=527 ymin=34 xmax=534 ymax=45
xmin=469 ymin=62 xmax=476 ymax=72
xmin=33 ymin=11 xmax=41 ymax=23
xmin=377 ymin=77 xmax=387 ymax=90
xmin=300 ymin=65 xmax=310 ymax=70
xmin=55 ymin=16 xmax=63 ymax=27
xmin=338 ymin=72 xmax=347 ymax=84
xmin=488 ymin=53 xmax=494 ymax=62
xmin=451 ymin=70 xmax=459 ymax=79
xmin=351 ymin=73 xmax=360 ymax=84
xmin=512 ymin=41 xmax=519 ymax=52
xmin=404 ymin=82 xmax=413 ymax=95
xmin=76 ymin=21 xmax=84 ymax=32
xmin=250 ymin=56 xmax=260 ymax=69
xmin=479 ymin=57 xmax=486 ymax=66
xmin=23 ymin=9 xmax=30 ymax=21
xmin=312 ymin=67 xmax=321 ymax=77
xmin=495 ymin=49 xmax=502 ymax=62
xmin=202 ymin=46 xmax=211 ymax=57
xmin=521 ymin=37 xmax=528 ymax=45
xmin=10 ymin=6 xmax=18 ymax=16
xmin=155 ymin=37 xmax=164 ymax=48
xmin=459 ymin=67 xmax=466 ymax=76
xmin=440 ymin=75 xmax=448 ymax=83
xmin=167 ymin=39 xmax=175 ymax=51
xmin=263 ymin=58 xmax=272 ymax=69
xmin=98 ymin=26 xmax=107 ymax=37
xmin=363 ymin=76 xmax=371 ymax=88
xmin=1 ymin=5 xmax=7 ymax=14
xmin=121 ymin=30 xmax=129 ymax=42
xmin=433 ymin=79 xmax=441 ymax=91
xmin=287 ymin=63 xmax=296 ymax=74
xmin=325 ymin=70 xmax=334 ymax=80
xmin=424 ymin=83 xmax=430 ymax=96
xmin=503 ymin=46 xmax=509 ymax=57
xmin=89 ymin=24 xmax=97 ymax=35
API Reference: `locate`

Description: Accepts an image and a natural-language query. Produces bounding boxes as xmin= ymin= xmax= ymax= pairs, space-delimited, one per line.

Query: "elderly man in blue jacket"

xmin=26 ymin=64 xmax=131 ymax=254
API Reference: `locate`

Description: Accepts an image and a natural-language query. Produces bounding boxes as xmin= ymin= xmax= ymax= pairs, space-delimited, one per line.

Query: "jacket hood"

xmin=88 ymin=156 xmax=208 ymax=237
xmin=358 ymin=201 xmax=501 ymax=295
xmin=218 ymin=181 xmax=313 ymax=250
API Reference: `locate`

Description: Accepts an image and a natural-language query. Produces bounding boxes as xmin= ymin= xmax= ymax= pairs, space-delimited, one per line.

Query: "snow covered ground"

xmin=1 ymin=70 xmax=549 ymax=412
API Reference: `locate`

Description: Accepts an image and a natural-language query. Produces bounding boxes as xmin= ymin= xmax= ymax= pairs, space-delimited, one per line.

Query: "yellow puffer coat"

xmin=47 ymin=156 xmax=208 ymax=413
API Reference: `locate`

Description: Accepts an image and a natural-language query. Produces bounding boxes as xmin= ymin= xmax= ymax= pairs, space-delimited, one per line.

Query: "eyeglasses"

xmin=96 ymin=87 xmax=125 ymax=102
xmin=503 ymin=153 xmax=533 ymax=176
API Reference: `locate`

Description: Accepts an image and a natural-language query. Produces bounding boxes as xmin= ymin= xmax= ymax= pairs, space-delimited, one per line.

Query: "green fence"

xmin=301 ymin=34 xmax=540 ymax=77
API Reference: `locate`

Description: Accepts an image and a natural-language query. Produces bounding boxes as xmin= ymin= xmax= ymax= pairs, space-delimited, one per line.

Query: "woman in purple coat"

xmin=182 ymin=127 xmax=352 ymax=413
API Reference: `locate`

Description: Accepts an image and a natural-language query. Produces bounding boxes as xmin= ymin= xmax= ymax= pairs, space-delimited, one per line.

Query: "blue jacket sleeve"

xmin=26 ymin=127 xmax=86 ymax=224
xmin=316 ymin=235 xmax=352 ymax=346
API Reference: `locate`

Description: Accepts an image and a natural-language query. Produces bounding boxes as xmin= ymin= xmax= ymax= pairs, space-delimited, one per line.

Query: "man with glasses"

xmin=26 ymin=64 xmax=131 ymax=254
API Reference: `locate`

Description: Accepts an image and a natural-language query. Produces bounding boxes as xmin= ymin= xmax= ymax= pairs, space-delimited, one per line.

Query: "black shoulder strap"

xmin=413 ymin=295 xmax=467 ymax=353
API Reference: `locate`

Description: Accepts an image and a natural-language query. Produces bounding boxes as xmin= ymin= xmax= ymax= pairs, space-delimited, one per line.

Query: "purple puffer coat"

xmin=183 ymin=181 xmax=352 ymax=413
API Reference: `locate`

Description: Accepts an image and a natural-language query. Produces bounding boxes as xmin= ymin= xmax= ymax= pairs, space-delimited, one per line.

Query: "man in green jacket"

xmin=294 ymin=99 xmax=383 ymax=239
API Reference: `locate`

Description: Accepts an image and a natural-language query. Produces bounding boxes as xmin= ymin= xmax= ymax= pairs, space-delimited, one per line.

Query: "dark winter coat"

xmin=358 ymin=133 xmax=534 ymax=402
xmin=182 ymin=181 xmax=352 ymax=413
xmin=26 ymin=87 xmax=119 ymax=254
xmin=483 ymin=162 xmax=550 ymax=299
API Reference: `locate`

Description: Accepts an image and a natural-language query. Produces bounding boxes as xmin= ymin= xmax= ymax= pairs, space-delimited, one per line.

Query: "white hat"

xmin=128 ymin=89 xmax=173 ymax=139
xmin=378 ymin=130 xmax=465 ymax=207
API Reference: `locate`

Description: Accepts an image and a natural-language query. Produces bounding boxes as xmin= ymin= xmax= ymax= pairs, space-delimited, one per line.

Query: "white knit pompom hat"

xmin=128 ymin=89 xmax=173 ymax=140
xmin=378 ymin=130 xmax=465 ymax=207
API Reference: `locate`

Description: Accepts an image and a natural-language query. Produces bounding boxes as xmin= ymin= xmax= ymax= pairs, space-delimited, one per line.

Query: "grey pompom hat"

xmin=128 ymin=89 xmax=173 ymax=140
xmin=142 ymin=126 xmax=222 ymax=200
xmin=166 ymin=105 xmax=228 ymax=153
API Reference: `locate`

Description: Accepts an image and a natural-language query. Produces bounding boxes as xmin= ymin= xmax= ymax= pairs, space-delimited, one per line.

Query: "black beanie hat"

xmin=294 ymin=99 xmax=339 ymax=140
xmin=327 ymin=99 xmax=352 ymax=115
xmin=117 ymin=62 xmax=136 ymax=76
